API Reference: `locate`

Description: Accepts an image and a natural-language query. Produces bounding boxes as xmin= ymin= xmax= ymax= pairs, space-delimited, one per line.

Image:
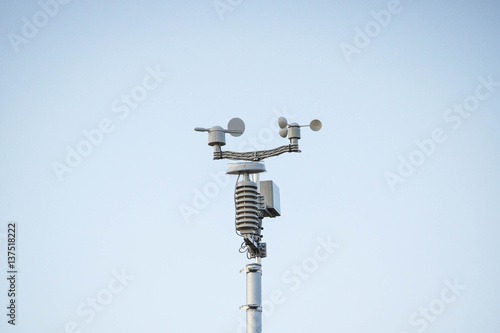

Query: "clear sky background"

xmin=1 ymin=1 xmax=499 ymax=332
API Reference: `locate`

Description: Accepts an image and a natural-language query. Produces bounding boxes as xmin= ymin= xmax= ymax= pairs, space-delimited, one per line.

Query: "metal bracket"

xmin=239 ymin=304 xmax=262 ymax=310
xmin=240 ymin=263 xmax=262 ymax=274
xmin=244 ymin=236 xmax=259 ymax=253
xmin=259 ymin=243 xmax=267 ymax=258
xmin=244 ymin=237 xmax=267 ymax=259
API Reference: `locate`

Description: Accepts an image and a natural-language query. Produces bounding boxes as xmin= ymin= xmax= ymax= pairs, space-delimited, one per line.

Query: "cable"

xmin=214 ymin=144 xmax=301 ymax=161
xmin=239 ymin=241 xmax=247 ymax=253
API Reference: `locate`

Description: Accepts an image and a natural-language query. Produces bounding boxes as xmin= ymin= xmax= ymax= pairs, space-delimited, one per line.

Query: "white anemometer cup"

xmin=278 ymin=116 xmax=322 ymax=144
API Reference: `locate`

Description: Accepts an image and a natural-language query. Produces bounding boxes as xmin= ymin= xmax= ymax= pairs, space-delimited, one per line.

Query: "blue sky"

xmin=1 ymin=1 xmax=500 ymax=332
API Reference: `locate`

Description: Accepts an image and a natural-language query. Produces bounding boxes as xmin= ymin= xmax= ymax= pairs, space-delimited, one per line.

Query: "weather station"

xmin=194 ymin=116 xmax=322 ymax=333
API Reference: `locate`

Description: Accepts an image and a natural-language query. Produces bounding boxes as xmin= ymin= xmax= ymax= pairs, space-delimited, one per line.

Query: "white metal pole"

xmin=245 ymin=263 xmax=262 ymax=333
xmin=247 ymin=172 xmax=263 ymax=332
